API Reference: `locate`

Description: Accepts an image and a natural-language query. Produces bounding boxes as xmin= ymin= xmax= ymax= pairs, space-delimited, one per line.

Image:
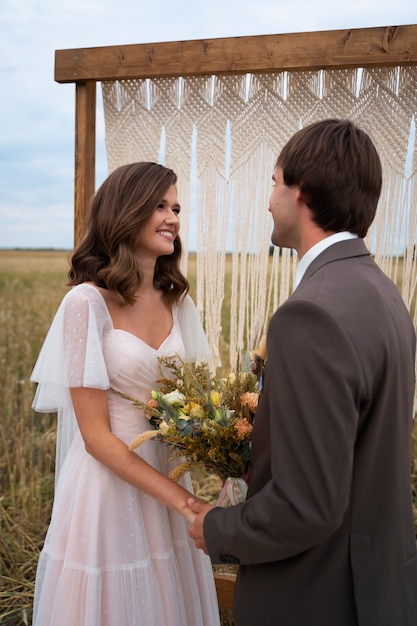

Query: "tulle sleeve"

xmin=31 ymin=284 xmax=113 ymax=482
xmin=176 ymin=294 xmax=221 ymax=371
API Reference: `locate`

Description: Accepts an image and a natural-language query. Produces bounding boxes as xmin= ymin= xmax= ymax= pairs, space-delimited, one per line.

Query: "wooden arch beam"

xmin=56 ymin=25 xmax=417 ymax=83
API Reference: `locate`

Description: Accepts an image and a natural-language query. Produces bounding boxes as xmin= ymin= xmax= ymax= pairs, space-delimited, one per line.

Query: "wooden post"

xmin=74 ymin=81 xmax=96 ymax=247
xmin=214 ymin=572 xmax=236 ymax=609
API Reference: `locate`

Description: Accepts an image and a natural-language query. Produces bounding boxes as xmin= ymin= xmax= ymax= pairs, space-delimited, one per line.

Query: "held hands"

xmin=187 ymin=498 xmax=214 ymax=554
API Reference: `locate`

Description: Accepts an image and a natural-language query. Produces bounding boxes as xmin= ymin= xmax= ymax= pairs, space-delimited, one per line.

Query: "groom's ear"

xmin=295 ymin=187 xmax=310 ymax=206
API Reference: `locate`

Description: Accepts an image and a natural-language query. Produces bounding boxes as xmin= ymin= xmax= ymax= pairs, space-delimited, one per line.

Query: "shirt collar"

xmin=294 ymin=231 xmax=359 ymax=289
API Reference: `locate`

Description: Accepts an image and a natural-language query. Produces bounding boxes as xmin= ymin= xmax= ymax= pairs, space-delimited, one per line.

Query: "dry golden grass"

xmin=0 ymin=251 xmax=70 ymax=624
xmin=0 ymin=249 xmax=416 ymax=626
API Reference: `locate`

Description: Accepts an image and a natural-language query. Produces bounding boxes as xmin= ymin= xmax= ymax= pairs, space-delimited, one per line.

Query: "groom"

xmin=189 ymin=119 xmax=417 ymax=625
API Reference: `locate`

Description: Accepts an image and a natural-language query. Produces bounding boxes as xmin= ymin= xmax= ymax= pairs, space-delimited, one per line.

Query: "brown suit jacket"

xmin=204 ymin=239 xmax=417 ymax=625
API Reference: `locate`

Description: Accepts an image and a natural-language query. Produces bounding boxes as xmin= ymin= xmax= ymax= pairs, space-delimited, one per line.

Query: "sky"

xmin=0 ymin=1 xmax=416 ymax=250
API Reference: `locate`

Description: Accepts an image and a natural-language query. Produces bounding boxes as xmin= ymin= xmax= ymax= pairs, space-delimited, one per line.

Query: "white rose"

xmin=159 ymin=421 xmax=170 ymax=435
xmin=162 ymin=390 xmax=186 ymax=406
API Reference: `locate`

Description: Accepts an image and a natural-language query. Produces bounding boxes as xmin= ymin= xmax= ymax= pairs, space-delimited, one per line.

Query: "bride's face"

xmin=135 ymin=185 xmax=181 ymax=259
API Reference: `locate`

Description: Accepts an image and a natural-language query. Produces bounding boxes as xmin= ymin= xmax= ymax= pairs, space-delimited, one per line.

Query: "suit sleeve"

xmin=204 ymin=298 xmax=364 ymax=565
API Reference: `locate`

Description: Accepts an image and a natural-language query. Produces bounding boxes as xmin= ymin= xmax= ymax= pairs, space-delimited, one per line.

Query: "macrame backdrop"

xmin=101 ymin=67 xmax=417 ymax=388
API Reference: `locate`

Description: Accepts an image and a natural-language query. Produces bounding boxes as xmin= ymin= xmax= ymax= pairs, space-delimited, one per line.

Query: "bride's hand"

xmin=182 ymin=505 xmax=197 ymax=525
xmin=187 ymin=498 xmax=214 ymax=554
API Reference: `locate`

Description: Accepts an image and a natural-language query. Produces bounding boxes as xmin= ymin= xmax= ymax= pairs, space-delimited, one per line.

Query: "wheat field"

xmin=0 ymin=250 xmax=416 ymax=625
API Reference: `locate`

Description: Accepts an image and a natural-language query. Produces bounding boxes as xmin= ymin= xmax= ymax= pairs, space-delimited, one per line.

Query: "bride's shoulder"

xmin=61 ymin=284 xmax=113 ymax=334
xmin=63 ymin=282 xmax=108 ymax=311
xmin=176 ymin=293 xmax=198 ymax=317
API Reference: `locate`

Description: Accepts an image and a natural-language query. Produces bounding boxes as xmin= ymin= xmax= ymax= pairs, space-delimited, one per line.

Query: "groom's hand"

xmin=188 ymin=498 xmax=214 ymax=554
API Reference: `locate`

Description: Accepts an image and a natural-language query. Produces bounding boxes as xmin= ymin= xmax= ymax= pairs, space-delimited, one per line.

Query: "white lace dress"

xmin=31 ymin=284 xmax=220 ymax=626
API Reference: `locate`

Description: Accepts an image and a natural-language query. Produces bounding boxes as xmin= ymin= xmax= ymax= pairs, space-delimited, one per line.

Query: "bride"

xmin=31 ymin=162 xmax=221 ymax=626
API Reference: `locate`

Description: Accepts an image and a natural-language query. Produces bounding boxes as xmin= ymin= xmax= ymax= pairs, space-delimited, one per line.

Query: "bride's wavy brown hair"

xmin=68 ymin=162 xmax=189 ymax=305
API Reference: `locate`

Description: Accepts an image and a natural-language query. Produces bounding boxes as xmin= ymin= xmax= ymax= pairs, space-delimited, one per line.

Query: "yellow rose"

xmin=210 ymin=390 xmax=221 ymax=407
xmin=188 ymin=402 xmax=205 ymax=420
